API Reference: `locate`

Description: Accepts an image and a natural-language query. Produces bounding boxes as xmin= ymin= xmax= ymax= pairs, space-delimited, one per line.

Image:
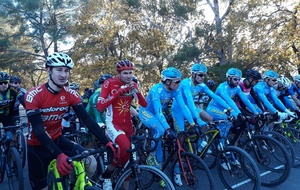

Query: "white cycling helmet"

xmin=294 ymin=75 xmax=300 ymax=82
xmin=277 ymin=76 xmax=291 ymax=88
xmin=46 ymin=52 xmax=74 ymax=69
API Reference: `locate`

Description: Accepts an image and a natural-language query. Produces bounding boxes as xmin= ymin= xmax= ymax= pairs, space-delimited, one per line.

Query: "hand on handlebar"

xmin=106 ymin=142 xmax=120 ymax=161
xmin=56 ymin=153 xmax=73 ymax=176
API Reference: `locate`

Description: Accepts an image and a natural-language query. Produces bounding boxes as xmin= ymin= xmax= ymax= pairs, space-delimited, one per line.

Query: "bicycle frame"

xmin=48 ymin=159 xmax=93 ymax=190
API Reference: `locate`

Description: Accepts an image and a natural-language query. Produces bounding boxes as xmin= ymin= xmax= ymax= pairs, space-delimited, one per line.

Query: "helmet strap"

xmin=48 ymin=69 xmax=63 ymax=92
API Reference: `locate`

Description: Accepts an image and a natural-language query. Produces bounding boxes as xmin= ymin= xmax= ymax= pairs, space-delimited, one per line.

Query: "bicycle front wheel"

xmin=114 ymin=165 xmax=175 ymax=190
xmin=244 ymin=135 xmax=291 ymax=187
xmin=15 ymin=130 xmax=27 ymax=168
xmin=281 ymin=127 xmax=300 ymax=167
xmin=172 ymin=152 xmax=215 ymax=189
xmin=6 ymin=147 xmax=23 ymax=190
xmin=217 ymin=145 xmax=261 ymax=190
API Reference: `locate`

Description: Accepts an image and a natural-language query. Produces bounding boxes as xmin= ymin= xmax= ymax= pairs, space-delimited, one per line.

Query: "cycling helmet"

xmin=161 ymin=67 xmax=182 ymax=81
xmin=206 ymin=79 xmax=216 ymax=89
xmin=98 ymin=73 xmax=113 ymax=85
xmin=294 ymin=75 xmax=300 ymax=82
xmin=10 ymin=76 xmax=21 ymax=83
xmin=277 ymin=76 xmax=291 ymax=88
xmin=46 ymin=52 xmax=74 ymax=69
xmin=262 ymin=70 xmax=278 ymax=79
xmin=116 ymin=60 xmax=134 ymax=72
xmin=69 ymin=82 xmax=80 ymax=90
xmin=226 ymin=68 xmax=242 ymax=78
xmin=246 ymin=69 xmax=262 ymax=80
xmin=132 ymin=75 xmax=138 ymax=83
xmin=191 ymin=63 xmax=207 ymax=73
xmin=93 ymin=80 xmax=101 ymax=90
xmin=0 ymin=71 xmax=10 ymax=82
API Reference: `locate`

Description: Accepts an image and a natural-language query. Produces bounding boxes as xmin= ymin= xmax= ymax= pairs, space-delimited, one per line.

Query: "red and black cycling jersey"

xmin=25 ymin=83 xmax=81 ymax=146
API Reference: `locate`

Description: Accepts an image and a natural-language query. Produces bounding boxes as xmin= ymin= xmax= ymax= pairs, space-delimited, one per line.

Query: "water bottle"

xmin=197 ymin=140 xmax=207 ymax=153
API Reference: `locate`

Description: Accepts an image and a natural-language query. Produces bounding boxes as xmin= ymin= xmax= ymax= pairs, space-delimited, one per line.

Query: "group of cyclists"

xmin=1 ymin=51 xmax=300 ymax=190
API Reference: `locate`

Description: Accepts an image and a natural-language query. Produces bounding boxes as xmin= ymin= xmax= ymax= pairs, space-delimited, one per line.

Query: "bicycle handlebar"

xmin=127 ymin=135 xmax=160 ymax=153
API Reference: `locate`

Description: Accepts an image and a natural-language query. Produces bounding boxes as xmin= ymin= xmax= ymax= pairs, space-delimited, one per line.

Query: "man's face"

xmin=0 ymin=81 xmax=9 ymax=92
xmin=10 ymin=81 xmax=21 ymax=89
xmin=228 ymin=76 xmax=240 ymax=87
xmin=267 ymin=77 xmax=277 ymax=87
xmin=169 ymin=79 xmax=181 ymax=90
xmin=119 ymin=70 xmax=133 ymax=84
xmin=193 ymin=72 xmax=206 ymax=84
xmin=48 ymin=67 xmax=70 ymax=86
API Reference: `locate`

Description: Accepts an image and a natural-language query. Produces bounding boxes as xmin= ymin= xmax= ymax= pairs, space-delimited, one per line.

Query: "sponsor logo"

xmin=39 ymin=106 xmax=69 ymax=113
xmin=26 ymin=86 xmax=43 ymax=103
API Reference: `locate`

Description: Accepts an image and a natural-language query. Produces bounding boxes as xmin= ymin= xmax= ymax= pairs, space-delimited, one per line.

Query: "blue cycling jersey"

xmin=172 ymin=78 xmax=232 ymax=131
xmin=276 ymin=88 xmax=297 ymax=111
xmin=253 ymin=81 xmax=288 ymax=113
xmin=288 ymin=83 xmax=300 ymax=99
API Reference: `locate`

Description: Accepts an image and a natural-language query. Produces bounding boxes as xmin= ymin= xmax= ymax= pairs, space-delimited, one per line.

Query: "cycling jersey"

xmin=288 ymin=83 xmax=300 ymax=99
xmin=236 ymin=80 xmax=263 ymax=113
xmin=25 ymin=82 xmax=108 ymax=156
xmin=172 ymin=77 xmax=231 ymax=131
xmin=12 ymin=87 xmax=26 ymax=115
xmin=97 ymin=77 xmax=147 ymax=167
xmin=86 ymin=87 xmax=105 ymax=124
xmin=139 ymin=82 xmax=194 ymax=163
xmin=276 ymin=88 xmax=298 ymax=111
xmin=253 ymin=81 xmax=288 ymax=113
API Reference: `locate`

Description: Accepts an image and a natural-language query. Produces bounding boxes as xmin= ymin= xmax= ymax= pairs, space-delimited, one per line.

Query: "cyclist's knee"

xmin=84 ymin=155 xmax=97 ymax=178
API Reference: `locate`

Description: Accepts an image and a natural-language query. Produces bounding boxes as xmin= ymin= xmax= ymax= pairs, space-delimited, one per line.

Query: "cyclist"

xmin=206 ymin=68 xmax=259 ymax=143
xmin=9 ymin=75 xmax=27 ymax=124
xmin=97 ymin=60 xmax=147 ymax=190
xmin=0 ymin=71 xmax=25 ymax=128
xmin=139 ymin=67 xmax=196 ymax=174
xmin=206 ymin=78 xmax=216 ymax=90
xmin=288 ymin=74 xmax=300 ymax=113
xmin=276 ymin=76 xmax=300 ymax=112
xmin=82 ymin=87 xmax=93 ymax=108
xmin=253 ymin=70 xmax=297 ymax=120
xmin=24 ymin=52 xmax=115 ymax=190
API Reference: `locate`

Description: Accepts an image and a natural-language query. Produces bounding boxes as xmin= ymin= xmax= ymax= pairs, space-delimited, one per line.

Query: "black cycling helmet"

xmin=99 ymin=73 xmax=113 ymax=85
xmin=10 ymin=76 xmax=21 ymax=83
xmin=0 ymin=71 xmax=10 ymax=82
xmin=206 ymin=79 xmax=216 ymax=90
xmin=246 ymin=69 xmax=262 ymax=80
xmin=132 ymin=76 xmax=138 ymax=83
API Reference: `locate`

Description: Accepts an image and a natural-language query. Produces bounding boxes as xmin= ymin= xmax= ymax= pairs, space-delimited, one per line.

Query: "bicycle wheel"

xmin=114 ymin=165 xmax=175 ymax=190
xmin=243 ymin=135 xmax=291 ymax=187
xmin=172 ymin=152 xmax=215 ymax=190
xmin=15 ymin=130 xmax=27 ymax=168
xmin=6 ymin=147 xmax=23 ymax=190
xmin=217 ymin=145 xmax=261 ymax=190
xmin=0 ymin=146 xmax=5 ymax=183
xmin=281 ymin=127 xmax=300 ymax=168
xmin=264 ymin=131 xmax=296 ymax=167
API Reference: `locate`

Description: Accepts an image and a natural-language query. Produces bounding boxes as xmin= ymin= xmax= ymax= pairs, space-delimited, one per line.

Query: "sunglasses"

xmin=232 ymin=77 xmax=240 ymax=81
xmin=172 ymin=80 xmax=181 ymax=84
xmin=197 ymin=73 xmax=206 ymax=78
xmin=0 ymin=81 xmax=8 ymax=85
xmin=13 ymin=82 xmax=20 ymax=84
xmin=271 ymin=79 xmax=277 ymax=82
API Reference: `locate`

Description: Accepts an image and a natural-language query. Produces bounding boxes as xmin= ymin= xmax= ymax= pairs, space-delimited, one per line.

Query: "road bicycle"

xmin=237 ymin=114 xmax=292 ymax=187
xmin=0 ymin=125 xmax=24 ymax=190
xmin=112 ymin=135 xmax=175 ymax=190
xmin=185 ymin=119 xmax=261 ymax=190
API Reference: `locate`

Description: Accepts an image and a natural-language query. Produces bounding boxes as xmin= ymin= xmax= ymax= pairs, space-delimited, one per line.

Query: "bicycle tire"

xmin=243 ymin=135 xmax=291 ymax=187
xmin=263 ymin=131 xmax=296 ymax=167
xmin=217 ymin=145 xmax=261 ymax=190
xmin=84 ymin=186 xmax=101 ymax=190
xmin=15 ymin=130 xmax=27 ymax=168
xmin=114 ymin=165 xmax=175 ymax=190
xmin=0 ymin=146 xmax=5 ymax=183
xmin=171 ymin=152 xmax=215 ymax=190
xmin=280 ymin=127 xmax=300 ymax=168
xmin=6 ymin=147 xmax=24 ymax=190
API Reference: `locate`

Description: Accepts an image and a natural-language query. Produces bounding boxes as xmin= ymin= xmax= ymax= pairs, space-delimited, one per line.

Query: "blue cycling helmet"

xmin=262 ymin=70 xmax=278 ymax=79
xmin=161 ymin=67 xmax=182 ymax=81
xmin=226 ymin=68 xmax=242 ymax=78
xmin=191 ymin=63 xmax=207 ymax=73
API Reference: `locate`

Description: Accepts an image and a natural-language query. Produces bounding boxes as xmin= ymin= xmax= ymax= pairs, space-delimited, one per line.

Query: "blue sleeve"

xmin=217 ymin=86 xmax=241 ymax=114
xmin=270 ymin=89 xmax=288 ymax=112
xmin=254 ymin=85 xmax=277 ymax=113
xmin=237 ymin=88 xmax=259 ymax=114
xmin=283 ymin=96 xmax=297 ymax=111
xmin=182 ymin=84 xmax=201 ymax=120
xmin=203 ymin=85 xmax=231 ymax=109
xmin=174 ymin=90 xmax=195 ymax=125
xmin=151 ymin=88 xmax=170 ymax=129
xmin=288 ymin=85 xmax=296 ymax=96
